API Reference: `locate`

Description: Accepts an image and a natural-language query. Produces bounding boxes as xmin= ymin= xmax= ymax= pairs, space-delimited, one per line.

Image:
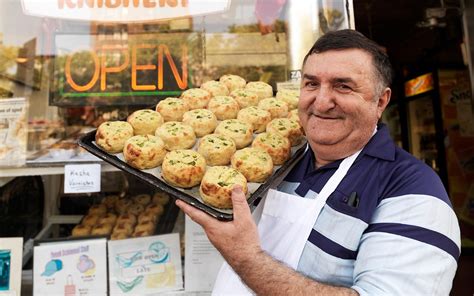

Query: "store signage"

xmin=51 ymin=33 xmax=198 ymax=106
xmin=64 ymin=164 xmax=101 ymax=193
xmin=21 ymin=0 xmax=230 ymax=22
xmin=404 ymin=73 xmax=434 ymax=97
xmin=184 ymin=215 xmax=223 ymax=292
xmin=108 ymin=234 xmax=183 ymax=295
xmin=34 ymin=238 xmax=108 ymax=295
xmin=0 ymin=98 xmax=28 ymax=167
xmin=0 ymin=238 xmax=23 ymax=295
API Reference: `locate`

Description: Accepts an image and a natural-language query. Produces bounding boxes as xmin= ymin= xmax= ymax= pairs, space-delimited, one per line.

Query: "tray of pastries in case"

xmin=70 ymin=191 xmax=177 ymax=240
xmin=79 ymin=75 xmax=306 ymax=221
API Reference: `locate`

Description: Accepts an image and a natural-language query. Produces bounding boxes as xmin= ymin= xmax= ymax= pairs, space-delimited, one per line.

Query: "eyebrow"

xmin=302 ymin=74 xmax=356 ymax=85
xmin=331 ymin=77 xmax=356 ymax=85
xmin=302 ymin=74 xmax=317 ymax=81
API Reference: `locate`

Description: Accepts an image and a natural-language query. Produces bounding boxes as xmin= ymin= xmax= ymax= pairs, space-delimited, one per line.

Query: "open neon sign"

xmin=51 ymin=33 xmax=196 ymax=106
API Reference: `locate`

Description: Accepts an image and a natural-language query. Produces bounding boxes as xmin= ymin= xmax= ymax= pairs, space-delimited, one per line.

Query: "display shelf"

xmin=0 ymin=163 xmax=119 ymax=178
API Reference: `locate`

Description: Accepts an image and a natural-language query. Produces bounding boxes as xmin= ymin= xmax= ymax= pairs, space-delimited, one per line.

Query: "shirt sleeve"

xmin=351 ymin=193 xmax=461 ymax=296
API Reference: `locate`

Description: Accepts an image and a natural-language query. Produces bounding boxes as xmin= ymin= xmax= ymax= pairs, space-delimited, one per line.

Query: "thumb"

xmin=231 ymin=185 xmax=251 ymax=220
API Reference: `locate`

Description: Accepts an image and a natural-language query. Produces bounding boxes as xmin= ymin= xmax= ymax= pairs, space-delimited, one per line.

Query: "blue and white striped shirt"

xmin=277 ymin=124 xmax=460 ymax=295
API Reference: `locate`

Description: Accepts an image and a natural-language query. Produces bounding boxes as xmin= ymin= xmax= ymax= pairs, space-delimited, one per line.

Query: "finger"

xmin=230 ymin=185 xmax=252 ymax=221
xmin=175 ymin=199 xmax=216 ymax=228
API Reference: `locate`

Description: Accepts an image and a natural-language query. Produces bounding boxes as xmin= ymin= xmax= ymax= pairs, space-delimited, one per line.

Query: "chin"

xmin=307 ymin=132 xmax=344 ymax=146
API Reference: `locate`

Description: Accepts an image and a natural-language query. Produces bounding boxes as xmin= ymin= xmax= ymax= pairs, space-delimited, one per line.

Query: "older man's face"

xmin=298 ymin=49 xmax=389 ymax=159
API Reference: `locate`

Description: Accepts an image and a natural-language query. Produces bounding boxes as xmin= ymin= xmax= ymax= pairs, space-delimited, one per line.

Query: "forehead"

xmin=302 ymin=49 xmax=376 ymax=80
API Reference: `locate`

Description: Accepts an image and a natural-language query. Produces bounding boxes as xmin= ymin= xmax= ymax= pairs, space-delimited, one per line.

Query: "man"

xmin=176 ymin=29 xmax=460 ymax=295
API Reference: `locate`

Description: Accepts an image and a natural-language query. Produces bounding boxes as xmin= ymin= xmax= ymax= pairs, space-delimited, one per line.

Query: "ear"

xmin=377 ymin=87 xmax=391 ymax=119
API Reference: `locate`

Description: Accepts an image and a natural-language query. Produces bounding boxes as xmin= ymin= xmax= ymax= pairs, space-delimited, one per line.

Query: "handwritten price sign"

xmin=64 ymin=164 xmax=101 ymax=193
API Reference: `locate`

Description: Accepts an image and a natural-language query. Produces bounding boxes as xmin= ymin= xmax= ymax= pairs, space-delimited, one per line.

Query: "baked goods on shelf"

xmin=81 ymin=214 xmax=101 ymax=227
xmin=134 ymin=220 xmax=156 ymax=235
xmin=95 ymin=121 xmax=134 ymax=153
xmin=132 ymin=194 xmax=152 ymax=206
xmin=231 ymin=147 xmax=274 ymax=183
xmin=127 ymin=203 xmax=145 ymax=216
xmin=116 ymin=213 xmax=137 ymax=226
xmin=98 ymin=213 xmax=118 ymax=225
xmin=88 ymin=204 xmax=107 ymax=216
xmin=155 ymin=121 xmax=196 ymax=151
xmin=252 ymin=132 xmax=291 ymax=165
xmin=127 ymin=109 xmax=164 ymax=135
xmin=219 ymin=74 xmax=246 ymax=92
xmin=115 ymin=198 xmax=133 ymax=215
xmin=266 ymin=118 xmax=304 ymax=146
xmin=156 ymin=97 xmax=190 ymax=122
xmin=138 ymin=211 xmax=158 ymax=224
xmin=245 ymin=81 xmax=273 ymax=100
xmin=207 ymin=96 xmax=240 ymax=120
xmin=199 ymin=166 xmax=248 ymax=209
xmin=230 ymin=89 xmax=260 ymax=109
xmin=113 ymin=222 xmax=134 ymax=236
xmin=91 ymin=223 xmax=113 ymax=236
xmin=200 ymin=80 xmax=230 ymax=97
xmin=70 ymin=188 xmax=171 ymax=240
xmin=237 ymin=106 xmax=272 ymax=133
xmin=197 ymin=134 xmax=236 ymax=166
xmin=152 ymin=191 xmax=170 ymax=206
xmin=110 ymin=232 xmax=129 ymax=241
xmin=123 ymin=135 xmax=167 ymax=169
xmin=258 ymin=97 xmax=289 ymax=119
xmin=101 ymin=195 xmax=120 ymax=210
xmin=214 ymin=119 xmax=253 ymax=149
xmin=182 ymin=109 xmax=218 ymax=137
xmin=161 ymin=149 xmax=206 ymax=188
xmin=71 ymin=224 xmax=92 ymax=237
xmin=180 ymin=88 xmax=212 ymax=110
xmin=145 ymin=203 xmax=164 ymax=217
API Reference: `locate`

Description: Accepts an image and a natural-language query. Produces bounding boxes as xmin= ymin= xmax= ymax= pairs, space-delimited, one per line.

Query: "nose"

xmin=313 ymin=84 xmax=336 ymax=113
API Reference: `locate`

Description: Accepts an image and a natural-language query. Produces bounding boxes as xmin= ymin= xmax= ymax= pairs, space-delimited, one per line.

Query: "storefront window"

xmin=0 ymin=0 xmax=353 ymax=165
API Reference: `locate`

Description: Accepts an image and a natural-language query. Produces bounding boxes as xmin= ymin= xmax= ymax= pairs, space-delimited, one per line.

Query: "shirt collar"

xmin=361 ymin=123 xmax=396 ymax=161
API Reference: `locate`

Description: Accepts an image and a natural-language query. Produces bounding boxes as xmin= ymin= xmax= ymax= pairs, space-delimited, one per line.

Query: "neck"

xmin=312 ymin=125 xmax=378 ymax=168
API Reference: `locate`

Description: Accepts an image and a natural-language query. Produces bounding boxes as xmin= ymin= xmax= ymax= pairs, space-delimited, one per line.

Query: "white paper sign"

xmin=108 ymin=233 xmax=183 ymax=295
xmin=0 ymin=98 xmax=28 ymax=167
xmin=0 ymin=238 xmax=23 ymax=296
xmin=33 ymin=238 xmax=108 ymax=296
xmin=21 ymin=0 xmax=230 ymax=22
xmin=185 ymin=215 xmax=223 ymax=292
xmin=64 ymin=164 xmax=101 ymax=193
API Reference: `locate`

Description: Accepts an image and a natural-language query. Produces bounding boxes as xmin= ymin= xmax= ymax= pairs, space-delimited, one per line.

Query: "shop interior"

xmin=353 ymin=0 xmax=473 ymax=294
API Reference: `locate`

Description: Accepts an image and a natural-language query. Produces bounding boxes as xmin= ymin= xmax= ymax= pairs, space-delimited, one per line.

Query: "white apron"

xmin=212 ymin=149 xmax=362 ymax=295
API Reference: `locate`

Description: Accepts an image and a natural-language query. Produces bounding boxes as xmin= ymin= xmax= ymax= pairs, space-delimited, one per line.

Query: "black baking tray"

xmin=78 ymin=129 xmax=306 ymax=221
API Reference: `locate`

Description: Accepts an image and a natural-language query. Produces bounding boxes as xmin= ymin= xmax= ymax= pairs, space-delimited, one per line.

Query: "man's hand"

xmin=175 ymin=186 xmax=261 ymax=267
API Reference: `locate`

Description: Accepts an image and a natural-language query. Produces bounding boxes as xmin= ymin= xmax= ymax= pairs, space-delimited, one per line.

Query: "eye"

xmin=303 ymin=81 xmax=319 ymax=89
xmin=334 ymin=83 xmax=353 ymax=94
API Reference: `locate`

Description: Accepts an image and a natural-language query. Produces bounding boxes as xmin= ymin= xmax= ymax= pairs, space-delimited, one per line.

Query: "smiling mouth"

xmin=312 ymin=114 xmax=341 ymax=120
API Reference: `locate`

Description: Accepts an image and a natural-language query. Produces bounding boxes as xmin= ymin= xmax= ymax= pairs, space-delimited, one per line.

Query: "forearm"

xmin=230 ymin=249 xmax=358 ymax=296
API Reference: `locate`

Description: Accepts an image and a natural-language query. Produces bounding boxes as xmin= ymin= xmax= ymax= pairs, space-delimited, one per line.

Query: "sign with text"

xmin=0 ymin=238 xmax=23 ymax=296
xmin=108 ymin=234 xmax=183 ymax=295
xmin=33 ymin=238 xmax=107 ymax=296
xmin=404 ymin=73 xmax=434 ymax=97
xmin=50 ymin=32 xmax=200 ymax=106
xmin=184 ymin=215 xmax=223 ymax=291
xmin=0 ymin=98 xmax=28 ymax=167
xmin=64 ymin=164 xmax=101 ymax=193
xmin=22 ymin=0 xmax=230 ymax=22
